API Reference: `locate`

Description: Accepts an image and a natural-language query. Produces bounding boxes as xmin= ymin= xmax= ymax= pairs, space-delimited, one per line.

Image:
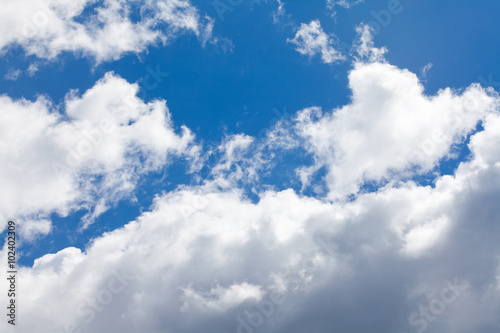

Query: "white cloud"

xmin=18 ymin=219 xmax=53 ymax=241
xmin=2 ymin=119 xmax=500 ymax=332
xmin=272 ymin=0 xmax=294 ymax=27
xmin=469 ymin=113 xmax=500 ymax=165
xmin=0 ymin=72 xmax=197 ymax=231
xmin=326 ymin=0 xmax=364 ymax=18
xmin=420 ymin=62 xmax=433 ymax=81
xmin=211 ymin=134 xmax=255 ymax=176
xmin=27 ymin=62 xmax=41 ymax=76
xmin=292 ymin=60 xmax=497 ymax=199
xmin=354 ymin=24 xmax=387 ymax=63
xmin=327 ymin=0 xmax=364 ymax=9
xmin=4 ymin=69 xmax=21 ymax=81
xmin=288 ymin=20 xmax=345 ymax=64
xmin=0 ymin=0 xmax=214 ymax=63
xmin=272 ymin=0 xmax=285 ymax=24
xmin=180 ymin=283 xmax=263 ymax=313
xmin=402 ymin=216 xmax=449 ymax=257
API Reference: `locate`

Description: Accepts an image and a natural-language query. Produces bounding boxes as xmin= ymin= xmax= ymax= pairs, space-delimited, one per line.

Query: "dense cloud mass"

xmin=1 ymin=38 xmax=500 ymax=332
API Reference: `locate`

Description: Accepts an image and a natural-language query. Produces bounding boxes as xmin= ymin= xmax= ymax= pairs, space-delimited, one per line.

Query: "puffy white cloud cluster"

xmin=0 ymin=0 xmax=213 ymax=62
xmin=293 ymin=60 xmax=497 ymax=199
xmin=283 ymin=27 xmax=499 ymax=199
xmin=0 ymin=72 xmax=197 ymax=234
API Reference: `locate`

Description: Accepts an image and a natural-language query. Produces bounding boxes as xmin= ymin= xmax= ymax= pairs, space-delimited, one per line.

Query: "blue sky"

xmin=1 ymin=1 xmax=500 ymax=333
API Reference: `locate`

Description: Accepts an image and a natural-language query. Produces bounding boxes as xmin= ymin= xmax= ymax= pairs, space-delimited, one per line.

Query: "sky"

xmin=0 ymin=0 xmax=499 ymax=332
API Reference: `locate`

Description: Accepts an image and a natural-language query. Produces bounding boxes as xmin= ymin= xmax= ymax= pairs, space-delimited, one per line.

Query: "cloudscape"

xmin=1 ymin=1 xmax=500 ymax=333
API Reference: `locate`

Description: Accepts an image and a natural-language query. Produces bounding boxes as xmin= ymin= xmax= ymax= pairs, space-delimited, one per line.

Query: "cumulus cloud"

xmin=277 ymin=26 xmax=497 ymax=199
xmin=0 ymin=72 xmax=197 ymax=233
xmin=0 ymin=0 xmax=214 ymax=63
xmin=1 ymin=22 xmax=500 ymax=333
xmin=269 ymin=26 xmax=499 ymax=200
xmin=292 ymin=61 xmax=497 ymax=199
xmin=288 ymin=20 xmax=345 ymax=64
xmin=2 ymin=114 xmax=500 ymax=332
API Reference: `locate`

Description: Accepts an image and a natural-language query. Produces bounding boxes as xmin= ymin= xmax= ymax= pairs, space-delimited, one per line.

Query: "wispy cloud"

xmin=288 ymin=20 xmax=345 ymax=64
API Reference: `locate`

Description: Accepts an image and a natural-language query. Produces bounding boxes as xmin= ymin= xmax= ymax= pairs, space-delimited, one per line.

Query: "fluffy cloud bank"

xmin=0 ymin=0 xmax=213 ymax=62
xmin=1 ymin=35 xmax=500 ymax=333
xmin=1 ymin=112 xmax=500 ymax=332
xmin=0 ymin=72 xmax=197 ymax=234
